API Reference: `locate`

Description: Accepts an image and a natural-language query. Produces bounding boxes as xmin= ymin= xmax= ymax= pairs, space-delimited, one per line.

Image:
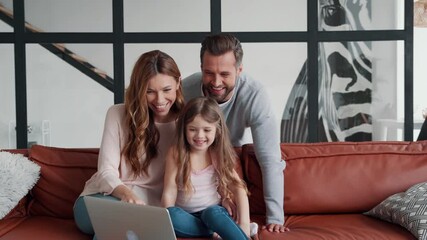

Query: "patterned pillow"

xmin=365 ymin=181 xmax=427 ymax=240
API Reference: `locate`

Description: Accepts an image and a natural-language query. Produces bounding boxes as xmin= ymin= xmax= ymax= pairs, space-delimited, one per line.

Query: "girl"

xmin=162 ymin=97 xmax=255 ymax=240
xmin=74 ymin=50 xmax=184 ymax=237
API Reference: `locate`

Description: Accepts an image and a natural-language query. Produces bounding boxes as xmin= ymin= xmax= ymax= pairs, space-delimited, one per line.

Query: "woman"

xmin=73 ymin=50 xmax=184 ymax=236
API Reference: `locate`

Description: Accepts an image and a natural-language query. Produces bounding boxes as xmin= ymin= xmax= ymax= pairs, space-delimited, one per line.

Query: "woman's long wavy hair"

xmin=122 ymin=50 xmax=184 ymax=177
xmin=175 ymin=97 xmax=248 ymax=200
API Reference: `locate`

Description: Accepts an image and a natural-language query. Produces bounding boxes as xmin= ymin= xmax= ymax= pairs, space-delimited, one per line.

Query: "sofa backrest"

xmin=242 ymin=141 xmax=427 ymax=215
xmin=18 ymin=145 xmax=242 ymax=219
xmin=28 ymin=145 xmax=98 ymax=218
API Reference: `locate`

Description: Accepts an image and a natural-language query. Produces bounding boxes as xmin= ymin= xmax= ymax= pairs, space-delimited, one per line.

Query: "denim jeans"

xmin=73 ymin=194 xmax=119 ymax=240
xmin=168 ymin=205 xmax=247 ymax=240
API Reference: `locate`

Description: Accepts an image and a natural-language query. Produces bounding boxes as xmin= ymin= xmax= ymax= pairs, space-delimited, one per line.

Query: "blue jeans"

xmin=73 ymin=194 xmax=119 ymax=240
xmin=168 ymin=205 xmax=247 ymax=240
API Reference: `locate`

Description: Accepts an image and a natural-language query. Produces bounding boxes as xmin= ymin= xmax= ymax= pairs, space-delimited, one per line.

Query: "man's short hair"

xmin=200 ymin=34 xmax=243 ymax=67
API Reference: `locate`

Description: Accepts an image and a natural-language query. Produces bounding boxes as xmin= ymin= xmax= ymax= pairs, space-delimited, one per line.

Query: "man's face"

xmin=201 ymin=51 xmax=242 ymax=104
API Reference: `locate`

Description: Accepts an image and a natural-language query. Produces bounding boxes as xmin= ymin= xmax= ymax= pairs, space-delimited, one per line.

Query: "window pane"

xmin=319 ymin=0 xmax=404 ymax=31
xmin=318 ymin=41 xmax=403 ymax=142
xmin=242 ymin=43 xmax=307 ymax=143
xmin=125 ymin=44 xmax=200 ymax=86
xmin=0 ymin=44 xmax=15 ymax=148
xmin=24 ymin=0 xmax=112 ymax=32
xmin=124 ymin=0 xmax=210 ymax=32
xmin=414 ymin=28 xmax=427 ymax=140
xmin=26 ymin=44 xmax=113 ymax=148
xmin=65 ymin=44 xmax=114 ymax=79
xmin=0 ymin=21 xmax=12 ymax=32
xmin=0 ymin=1 xmax=13 ymax=32
xmin=222 ymin=0 xmax=306 ymax=32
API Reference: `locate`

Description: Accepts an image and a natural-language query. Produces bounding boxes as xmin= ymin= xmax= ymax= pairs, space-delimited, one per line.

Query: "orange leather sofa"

xmin=1 ymin=141 xmax=427 ymax=240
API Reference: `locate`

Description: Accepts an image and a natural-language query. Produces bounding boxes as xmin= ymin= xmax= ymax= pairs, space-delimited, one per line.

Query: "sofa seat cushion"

xmin=28 ymin=145 xmax=98 ymax=218
xmin=0 ymin=217 xmax=27 ymax=237
xmin=1 ymin=197 xmax=29 ymax=221
xmin=258 ymin=214 xmax=415 ymax=240
xmin=0 ymin=216 xmax=91 ymax=240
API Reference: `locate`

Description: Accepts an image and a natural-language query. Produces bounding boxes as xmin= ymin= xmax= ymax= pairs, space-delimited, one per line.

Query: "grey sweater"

xmin=182 ymin=72 xmax=285 ymax=224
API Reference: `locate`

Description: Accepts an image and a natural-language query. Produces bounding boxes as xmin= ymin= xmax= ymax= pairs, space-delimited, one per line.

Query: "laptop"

xmin=84 ymin=196 xmax=177 ymax=240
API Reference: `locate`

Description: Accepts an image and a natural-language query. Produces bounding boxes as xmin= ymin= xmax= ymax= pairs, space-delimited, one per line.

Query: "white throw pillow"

xmin=0 ymin=151 xmax=40 ymax=219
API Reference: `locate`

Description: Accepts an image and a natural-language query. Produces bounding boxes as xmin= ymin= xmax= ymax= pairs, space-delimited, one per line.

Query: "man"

xmin=182 ymin=33 xmax=287 ymax=232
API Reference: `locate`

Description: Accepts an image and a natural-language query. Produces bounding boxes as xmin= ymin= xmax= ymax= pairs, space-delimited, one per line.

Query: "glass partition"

xmin=318 ymin=0 xmax=404 ymax=31
xmin=26 ymin=44 xmax=113 ymax=148
xmin=0 ymin=0 xmax=13 ymax=32
xmin=65 ymin=44 xmax=114 ymax=79
xmin=0 ymin=44 xmax=15 ymax=149
xmin=317 ymin=41 xmax=404 ymax=142
xmin=124 ymin=0 xmax=210 ymax=32
xmin=125 ymin=43 xmax=200 ymax=86
xmin=24 ymin=0 xmax=112 ymax=32
xmin=414 ymin=27 xmax=427 ymax=140
xmin=243 ymin=43 xmax=307 ymax=143
xmin=0 ymin=20 xmax=12 ymax=32
xmin=222 ymin=0 xmax=307 ymax=31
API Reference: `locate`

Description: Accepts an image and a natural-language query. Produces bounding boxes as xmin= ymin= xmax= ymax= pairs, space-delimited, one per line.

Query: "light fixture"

xmin=415 ymin=0 xmax=427 ymax=27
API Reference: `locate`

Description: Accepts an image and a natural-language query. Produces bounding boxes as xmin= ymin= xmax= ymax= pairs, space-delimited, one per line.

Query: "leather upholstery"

xmin=2 ymin=141 xmax=427 ymax=239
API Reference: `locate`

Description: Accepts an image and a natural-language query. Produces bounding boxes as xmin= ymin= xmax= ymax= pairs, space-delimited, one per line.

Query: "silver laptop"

xmin=84 ymin=196 xmax=177 ymax=240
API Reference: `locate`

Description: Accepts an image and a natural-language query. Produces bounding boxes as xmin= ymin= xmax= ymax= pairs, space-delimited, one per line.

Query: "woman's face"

xmin=146 ymin=73 xmax=179 ymax=123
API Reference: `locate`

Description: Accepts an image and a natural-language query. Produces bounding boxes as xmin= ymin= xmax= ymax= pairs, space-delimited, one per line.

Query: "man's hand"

xmin=262 ymin=223 xmax=289 ymax=233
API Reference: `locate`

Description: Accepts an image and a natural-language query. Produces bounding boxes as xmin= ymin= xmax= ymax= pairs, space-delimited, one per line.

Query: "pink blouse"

xmin=175 ymin=165 xmax=221 ymax=213
xmin=80 ymin=104 xmax=176 ymax=206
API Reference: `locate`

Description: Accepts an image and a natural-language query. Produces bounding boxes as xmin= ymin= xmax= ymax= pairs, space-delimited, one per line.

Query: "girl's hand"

xmin=222 ymin=198 xmax=237 ymax=221
xmin=262 ymin=223 xmax=289 ymax=233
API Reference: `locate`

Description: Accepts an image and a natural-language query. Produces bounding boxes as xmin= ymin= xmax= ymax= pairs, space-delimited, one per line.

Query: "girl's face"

xmin=146 ymin=73 xmax=179 ymax=123
xmin=185 ymin=114 xmax=217 ymax=152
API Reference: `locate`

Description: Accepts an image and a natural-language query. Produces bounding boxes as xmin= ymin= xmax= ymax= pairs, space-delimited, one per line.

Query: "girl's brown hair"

xmin=123 ymin=50 xmax=184 ymax=177
xmin=175 ymin=97 xmax=247 ymax=200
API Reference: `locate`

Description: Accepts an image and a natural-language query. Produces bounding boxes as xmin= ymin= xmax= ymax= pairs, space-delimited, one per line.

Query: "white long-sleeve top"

xmin=80 ymin=104 xmax=176 ymax=206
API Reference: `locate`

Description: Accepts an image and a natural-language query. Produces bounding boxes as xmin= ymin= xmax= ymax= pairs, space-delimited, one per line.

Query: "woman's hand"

xmin=121 ymin=191 xmax=146 ymax=205
xmin=112 ymin=185 xmax=146 ymax=205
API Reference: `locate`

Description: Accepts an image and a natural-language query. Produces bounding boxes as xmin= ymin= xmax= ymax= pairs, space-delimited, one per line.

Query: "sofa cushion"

xmin=28 ymin=145 xmax=98 ymax=218
xmin=0 ymin=216 xmax=91 ymax=240
xmin=365 ymin=181 xmax=427 ymax=240
xmin=242 ymin=144 xmax=267 ymax=215
xmin=281 ymin=141 xmax=427 ymax=215
xmin=242 ymin=141 xmax=427 ymax=216
xmin=258 ymin=214 xmax=415 ymax=240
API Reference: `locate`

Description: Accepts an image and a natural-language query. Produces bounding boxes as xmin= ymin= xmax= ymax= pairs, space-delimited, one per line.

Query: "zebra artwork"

xmin=281 ymin=0 xmax=372 ymax=142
